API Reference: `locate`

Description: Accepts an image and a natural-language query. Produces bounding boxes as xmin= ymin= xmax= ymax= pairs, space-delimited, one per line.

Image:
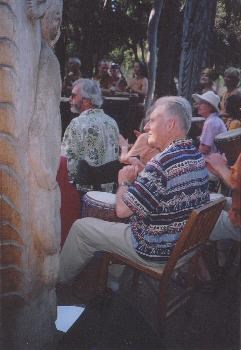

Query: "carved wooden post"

xmin=0 ymin=1 xmax=63 ymax=349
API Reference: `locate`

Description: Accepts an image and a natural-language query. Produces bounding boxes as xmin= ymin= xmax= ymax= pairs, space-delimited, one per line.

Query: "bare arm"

xmin=116 ymin=184 xmax=133 ymax=218
xmin=205 ymin=153 xmax=234 ymax=189
xmin=119 ymin=133 xmax=148 ymax=165
xmin=128 ymin=77 xmax=148 ymax=97
xmin=199 ymin=143 xmax=211 ymax=155
xmin=115 ymin=165 xmax=140 ymax=218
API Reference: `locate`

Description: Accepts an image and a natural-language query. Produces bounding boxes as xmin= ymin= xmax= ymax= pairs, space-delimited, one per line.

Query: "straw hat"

xmin=192 ymin=91 xmax=220 ymax=113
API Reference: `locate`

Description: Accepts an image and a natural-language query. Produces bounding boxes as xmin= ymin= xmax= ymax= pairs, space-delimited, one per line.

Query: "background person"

xmin=192 ymin=91 xmax=227 ymax=155
xmin=93 ymin=59 xmax=113 ymax=95
xmin=62 ymin=57 xmax=82 ymax=97
xmin=197 ymin=68 xmax=218 ymax=94
xmin=220 ymin=67 xmax=241 ymax=117
xmin=61 ymin=57 xmax=82 ymax=136
xmin=109 ymin=63 xmax=127 ymax=93
xmin=127 ymin=61 xmax=148 ymax=102
xmin=224 ymin=94 xmax=241 ymax=130
xmin=206 ymin=152 xmax=241 ymax=242
xmin=61 ymin=78 xmax=119 ymax=192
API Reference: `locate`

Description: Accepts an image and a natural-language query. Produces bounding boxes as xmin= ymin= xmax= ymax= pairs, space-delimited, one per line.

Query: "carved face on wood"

xmin=41 ymin=1 xmax=63 ymax=44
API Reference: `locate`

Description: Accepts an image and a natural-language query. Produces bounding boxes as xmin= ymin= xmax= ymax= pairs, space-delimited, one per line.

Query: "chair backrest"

xmin=163 ymin=197 xmax=225 ymax=277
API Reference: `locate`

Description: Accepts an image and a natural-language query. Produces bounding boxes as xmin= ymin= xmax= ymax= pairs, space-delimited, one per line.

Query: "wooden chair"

xmin=97 ymin=198 xmax=225 ymax=329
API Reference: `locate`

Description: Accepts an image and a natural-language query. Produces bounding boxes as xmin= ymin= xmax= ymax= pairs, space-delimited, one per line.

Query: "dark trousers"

xmin=76 ymin=160 xmax=124 ymax=187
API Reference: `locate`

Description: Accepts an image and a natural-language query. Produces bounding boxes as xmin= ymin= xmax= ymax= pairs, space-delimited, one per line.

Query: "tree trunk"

xmin=145 ymin=0 xmax=165 ymax=110
xmin=155 ymin=0 xmax=182 ymax=98
xmin=178 ymin=0 xmax=218 ymax=101
xmin=54 ymin=30 xmax=67 ymax=80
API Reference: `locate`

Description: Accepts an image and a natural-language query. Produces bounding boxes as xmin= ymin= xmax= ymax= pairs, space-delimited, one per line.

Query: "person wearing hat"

xmin=192 ymin=91 xmax=227 ymax=155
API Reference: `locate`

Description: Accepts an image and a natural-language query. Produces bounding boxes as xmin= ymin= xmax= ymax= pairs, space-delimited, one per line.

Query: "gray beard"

xmin=71 ymin=105 xmax=81 ymax=114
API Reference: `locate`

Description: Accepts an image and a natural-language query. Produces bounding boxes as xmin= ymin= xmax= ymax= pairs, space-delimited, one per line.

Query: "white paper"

xmin=55 ymin=306 xmax=85 ymax=332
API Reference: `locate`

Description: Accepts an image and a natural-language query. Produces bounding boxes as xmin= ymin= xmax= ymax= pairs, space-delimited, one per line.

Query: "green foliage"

xmin=61 ymin=0 xmax=151 ymax=75
xmin=58 ymin=0 xmax=240 ymax=81
xmin=212 ymin=0 xmax=241 ymax=70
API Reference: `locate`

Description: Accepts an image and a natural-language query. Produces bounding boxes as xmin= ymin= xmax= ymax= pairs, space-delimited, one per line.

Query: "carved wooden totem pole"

xmin=0 ymin=1 xmax=63 ymax=348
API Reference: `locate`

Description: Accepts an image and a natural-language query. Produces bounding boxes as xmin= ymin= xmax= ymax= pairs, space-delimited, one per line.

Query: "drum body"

xmin=214 ymin=128 xmax=241 ymax=164
xmin=81 ymin=191 xmax=121 ymax=222
xmin=103 ymin=97 xmax=130 ymax=138
xmin=188 ymin=117 xmax=205 ymax=139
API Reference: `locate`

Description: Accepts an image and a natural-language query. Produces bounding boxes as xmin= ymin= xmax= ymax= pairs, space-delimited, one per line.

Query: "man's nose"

xmin=144 ymin=122 xmax=150 ymax=131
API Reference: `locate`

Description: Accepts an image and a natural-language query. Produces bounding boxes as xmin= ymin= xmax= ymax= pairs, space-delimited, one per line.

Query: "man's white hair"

xmin=73 ymin=78 xmax=103 ymax=108
xmin=154 ymin=96 xmax=192 ymax=133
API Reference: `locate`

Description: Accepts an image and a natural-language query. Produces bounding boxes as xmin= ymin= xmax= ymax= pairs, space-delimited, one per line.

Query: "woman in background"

xmin=224 ymin=95 xmax=241 ymax=130
xmin=127 ymin=61 xmax=148 ymax=102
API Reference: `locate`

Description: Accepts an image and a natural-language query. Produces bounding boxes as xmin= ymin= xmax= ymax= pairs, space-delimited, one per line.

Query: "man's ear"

xmin=167 ymin=118 xmax=176 ymax=131
xmin=82 ymin=98 xmax=92 ymax=110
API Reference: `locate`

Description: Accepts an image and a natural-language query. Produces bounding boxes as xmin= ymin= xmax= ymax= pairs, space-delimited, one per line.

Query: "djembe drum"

xmin=102 ymin=96 xmax=130 ymax=138
xmin=81 ymin=191 xmax=122 ymax=222
xmin=214 ymin=128 xmax=241 ymax=165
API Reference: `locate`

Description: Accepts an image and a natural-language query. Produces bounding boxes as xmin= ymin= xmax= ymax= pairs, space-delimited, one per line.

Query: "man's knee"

xmin=70 ymin=217 xmax=102 ymax=243
xmin=210 ymin=211 xmax=240 ymax=241
xmin=70 ymin=217 xmax=92 ymax=235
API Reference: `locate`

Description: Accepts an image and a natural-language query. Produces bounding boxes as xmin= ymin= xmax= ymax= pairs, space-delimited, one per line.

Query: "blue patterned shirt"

xmin=123 ymin=138 xmax=209 ymax=262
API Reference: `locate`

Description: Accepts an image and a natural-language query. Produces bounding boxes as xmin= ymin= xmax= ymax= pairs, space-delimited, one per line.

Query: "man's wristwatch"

xmin=119 ymin=181 xmax=132 ymax=187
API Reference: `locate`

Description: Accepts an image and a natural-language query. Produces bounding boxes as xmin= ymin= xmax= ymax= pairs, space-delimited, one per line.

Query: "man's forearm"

xmin=115 ymin=184 xmax=133 ymax=218
xmin=199 ymin=143 xmax=210 ymax=155
xmin=217 ymin=167 xmax=233 ymax=189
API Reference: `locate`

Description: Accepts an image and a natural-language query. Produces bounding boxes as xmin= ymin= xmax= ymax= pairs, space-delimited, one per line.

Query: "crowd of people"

xmin=57 ymin=59 xmax=240 ymax=297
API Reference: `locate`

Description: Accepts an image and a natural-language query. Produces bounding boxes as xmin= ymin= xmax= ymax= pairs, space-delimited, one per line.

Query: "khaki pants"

xmin=210 ymin=210 xmax=240 ymax=241
xmin=59 ymin=217 xmax=162 ymax=284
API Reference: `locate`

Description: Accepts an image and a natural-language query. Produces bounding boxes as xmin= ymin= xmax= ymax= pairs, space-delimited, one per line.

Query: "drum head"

xmin=191 ymin=117 xmax=205 ymax=122
xmin=210 ymin=193 xmax=224 ymax=201
xmin=215 ymin=128 xmax=241 ymax=141
xmin=85 ymin=191 xmax=116 ymax=205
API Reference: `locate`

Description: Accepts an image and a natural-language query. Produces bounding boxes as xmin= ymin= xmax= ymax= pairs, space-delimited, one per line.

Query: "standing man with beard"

xmin=61 ymin=78 xmax=119 ymax=191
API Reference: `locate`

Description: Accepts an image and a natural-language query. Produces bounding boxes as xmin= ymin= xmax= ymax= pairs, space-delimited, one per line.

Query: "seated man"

xmin=206 ymin=152 xmax=241 ymax=242
xmin=58 ymin=96 xmax=210 ymax=285
xmin=61 ymin=78 xmax=119 ymax=192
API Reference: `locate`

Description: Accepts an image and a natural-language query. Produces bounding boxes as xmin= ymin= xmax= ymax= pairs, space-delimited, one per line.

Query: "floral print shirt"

xmin=61 ymin=108 xmax=119 ymax=190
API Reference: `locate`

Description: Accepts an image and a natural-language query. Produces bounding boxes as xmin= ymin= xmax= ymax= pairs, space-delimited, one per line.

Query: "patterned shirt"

xmin=61 ymin=108 xmax=119 ymax=190
xmin=123 ymin=139 xmax=209 ymax=262
xmin=200 ymin=112 xmax=227 ymax=153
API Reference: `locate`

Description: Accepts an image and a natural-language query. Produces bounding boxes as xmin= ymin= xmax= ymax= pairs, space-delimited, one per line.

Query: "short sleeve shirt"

xmin=61 ymin=108 xmax=119 ymax=189
xmin=200 ymin=112 xmax=227 ymax=153
xmin=123 ymin=139 xmax=210 ymax=262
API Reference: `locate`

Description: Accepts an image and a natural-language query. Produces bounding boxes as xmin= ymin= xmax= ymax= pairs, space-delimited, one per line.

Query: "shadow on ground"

xmin=54 ymin=256 xmax=240 ymax=350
